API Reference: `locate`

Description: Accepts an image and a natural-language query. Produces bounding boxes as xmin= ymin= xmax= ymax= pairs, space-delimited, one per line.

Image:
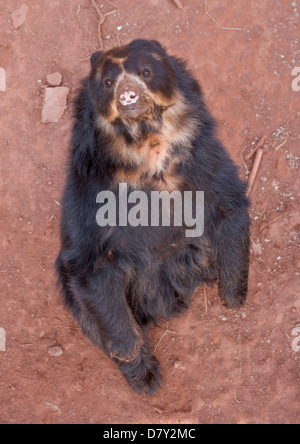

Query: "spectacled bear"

xmin=56 ymin=39 xmax=250 ymax=395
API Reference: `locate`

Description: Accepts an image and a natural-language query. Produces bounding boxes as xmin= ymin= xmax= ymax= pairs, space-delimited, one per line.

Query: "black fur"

xmin=56 ymin=39 xmax=250 ymax=395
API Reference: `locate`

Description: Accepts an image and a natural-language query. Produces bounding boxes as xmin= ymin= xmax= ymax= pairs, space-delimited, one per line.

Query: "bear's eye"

xmin=141 ymin=69 xmax=151 ymax=78
xmin=104 ymin=79 xmax=114 ymax=88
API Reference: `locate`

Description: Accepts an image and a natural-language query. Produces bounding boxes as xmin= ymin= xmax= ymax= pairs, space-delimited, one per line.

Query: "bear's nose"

xmin=119 ymin=88 xmax=139 ymax=106
xmin=116 ymin=79 xmax=148 ymax=119
xmin=118 ymin=84 xmax=140 ymax=106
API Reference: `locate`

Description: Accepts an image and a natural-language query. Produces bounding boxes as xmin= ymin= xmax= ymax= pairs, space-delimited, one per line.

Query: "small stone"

xmin=252 ymin=243 xmax=262 ymax=256
xmin=0 ymin=67 xmax=6 ymax=92
xmin=46 ymin=72 xmax=62 ymax=87
xmin=48 ymin=345 xmax=63 ymax=357
xmin=41 ymin=86 xmax=69 ymax=123
xmin=174 ymin=360 xmax=185 ymax=369
xmin=0 ymin=327 xmax=6 ymax=351
xmin=11 ymin=4 xmax=29 ymax=29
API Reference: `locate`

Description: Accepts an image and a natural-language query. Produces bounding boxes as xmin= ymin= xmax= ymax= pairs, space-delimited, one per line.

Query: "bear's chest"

xmin=113 ymin=134 xmax=183 ymax=192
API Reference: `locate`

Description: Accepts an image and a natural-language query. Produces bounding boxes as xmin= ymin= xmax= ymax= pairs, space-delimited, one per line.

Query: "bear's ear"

xmin=150 ymin=40 xmax=164 ymax=51
xmin=90 ymin=51 xmax=103 ymax=67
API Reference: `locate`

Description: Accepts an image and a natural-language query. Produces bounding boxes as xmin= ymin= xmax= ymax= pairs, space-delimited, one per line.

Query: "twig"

xmin=154 ymin=329 xmax=168 ymax=352
xmin=91 ymin=0 xmax=105 ymax=23
xmin=79 ymin=55 xmax=92 ymax=62
xmin=237 ymin=327 xmax=242 ymax=375
xmin=205 ymin=0 xmax=217 ymax=24
xmin=90 ymin=1 xmax=118 ymax=50
xmin=274 ymin=136 xmax=289 ymax=151
xmin=173 ymin=0 xmax=183 ymax=9
xmin=234 ymin=386 xmax=244 ymax=404
xmin=97 ymin=19 xmax=104 ymax=50
xmin=104 ymin=10 xmax=117 ymax=17
xmin=90 ymin=0 xmax=106 ymax=49
xmin=240 ymin=144 xmax=251 ymax=175
xmin=203 ymin=284 xmax=208 ymax=315
xmin=205 ymin=0 xmax=244 ymax=30
xmin=116 ymin=33 xmax=121 ymax=47
xmin=221 ymin=27 xmax=244 ymax=31
xmin=154 ymin=323 xmax=177 ymax=352
xmin=272 ymin=128 xmax=289 ymax=151
xmin=245 ymin=136 xmax=266 ymax=161
xmin=247 ymin=149 xmax=264 ymax=197
xmin=105 ymin=0 xmax=117 ymax=7
xmin=269 ymin=213 xmax=284 ymax=225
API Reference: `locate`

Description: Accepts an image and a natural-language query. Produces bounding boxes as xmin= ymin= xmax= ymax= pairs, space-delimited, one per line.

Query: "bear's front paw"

xmin=106 ymin=329 xmax=143 ymax=362
xmin=121 ymin=353 xmax=162 ymax=396
xmin=220 ymin=287 xmax=247 ymax=309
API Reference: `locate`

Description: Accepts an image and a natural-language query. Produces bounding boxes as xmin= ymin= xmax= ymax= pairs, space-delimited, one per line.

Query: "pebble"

xmin=46 ymin=72 xmax=62 ymax=87
xmin=48 ymin=345 xmax=63 ymax=357
xmin=41 ymin=86 xmax=69 ymax=123
xmin=174 ymin=360 xmax=185 ymax=369
xmin=0 ymin=327 xmax=6 ymax=351
xmin=252 ymin=243 xmax=262 ymax=256
xmin=0 ymin=67 xmax=6 ymax=92
xmin=11 ymin=3 xmax=29 ymax=29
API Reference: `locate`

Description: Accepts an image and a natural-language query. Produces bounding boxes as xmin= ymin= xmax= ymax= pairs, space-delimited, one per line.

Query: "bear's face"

xmin=89 ymin=40 xmax=178 ymax=124
xmin=87 ymin=40 xmax=199 ymax=184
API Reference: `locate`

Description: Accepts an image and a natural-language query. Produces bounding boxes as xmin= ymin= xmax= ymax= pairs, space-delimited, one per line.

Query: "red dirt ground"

xmin=0 ymin=0 xmax=299 ymax=424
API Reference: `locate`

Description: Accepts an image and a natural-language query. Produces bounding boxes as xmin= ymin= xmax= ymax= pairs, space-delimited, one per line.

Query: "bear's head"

xmin=89 ymin=40 xmax=179 ymax=128
xmin=87 ymin=40 xmax=199 ymax=181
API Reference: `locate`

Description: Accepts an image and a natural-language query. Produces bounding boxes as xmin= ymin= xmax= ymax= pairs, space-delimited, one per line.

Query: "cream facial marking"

xmin=120 ymin=90 xmax=139 ymax=106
